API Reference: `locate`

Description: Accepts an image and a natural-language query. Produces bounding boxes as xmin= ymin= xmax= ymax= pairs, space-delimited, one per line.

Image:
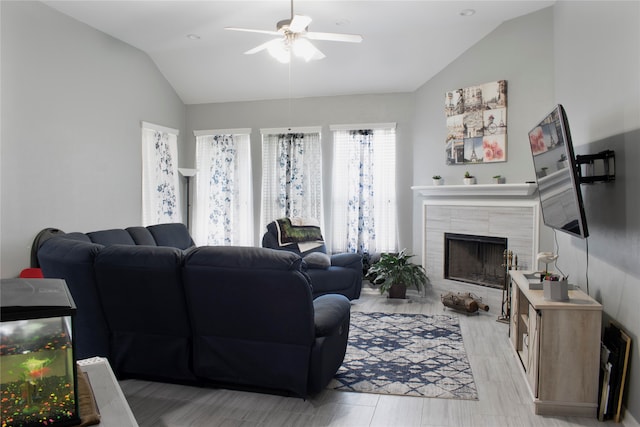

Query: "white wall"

xmin=0 ymin=1 xmax=187 ymax=277
xmin=186 ymin=93 xmax=415 ymax=249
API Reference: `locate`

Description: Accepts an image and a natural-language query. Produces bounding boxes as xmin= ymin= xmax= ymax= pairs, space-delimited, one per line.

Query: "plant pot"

xmin=493 ymin=177 xmax=505 ymax=184
xmin=463 ymin=177 xmax=476 ymax=185
xmin=388 ymin=283 xmax=407 ymax=299
xmin=432 ymin=178 xmax=443 ymax=186
xmin=543 ymin=279 xmax=569 ymax=301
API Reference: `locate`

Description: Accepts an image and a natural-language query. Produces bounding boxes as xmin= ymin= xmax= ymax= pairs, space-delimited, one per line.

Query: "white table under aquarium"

xmin=77 ymin=357 xmax=139 ymax=427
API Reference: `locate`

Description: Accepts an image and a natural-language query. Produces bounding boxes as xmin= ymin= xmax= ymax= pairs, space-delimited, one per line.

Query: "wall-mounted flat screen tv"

xmin=528 ymin=104 xmax=589 ymax=239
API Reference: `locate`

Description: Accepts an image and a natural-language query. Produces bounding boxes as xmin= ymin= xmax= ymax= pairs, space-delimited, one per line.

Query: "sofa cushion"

xmin=63 ymin=232 xmax=93 ymax=243
xmin=37 ymin=237 xmax=110 ymax=359
xmin=313 ymin=294 xmax=351 ymax=337
xmin=147 ymin=223 xmax=194 ymax=249
xmin=303 ymin=252 xmax=331 ymax=269
xmin=126 ymin=226 xmax=157 ymax=246
xmin=88 ymin=229 xmax=136 ymax=246
xmin=94 ymin=245 xmax=195 ymax=382
xmin=186 ymin=246 xmax=303 ymax=271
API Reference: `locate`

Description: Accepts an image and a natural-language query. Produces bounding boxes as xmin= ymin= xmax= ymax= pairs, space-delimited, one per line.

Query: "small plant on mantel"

xmin=432 ymin=175 xmax=443 ymax=185
xmin=463 ymin=171 xmax=476 ymax=185
xmin=367 ymin=249 xmax=428 ymax=299
xmin=493 ymin=175 xmax=505 ymax=184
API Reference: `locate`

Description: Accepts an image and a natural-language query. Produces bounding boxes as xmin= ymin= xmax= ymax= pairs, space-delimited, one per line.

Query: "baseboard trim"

xmin=623 ymin=408 xmax=639 ymax=427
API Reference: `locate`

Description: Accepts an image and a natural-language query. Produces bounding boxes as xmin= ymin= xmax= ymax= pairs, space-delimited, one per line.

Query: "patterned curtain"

xmin=192 ymin=133 xmax=253 ymax=246
xmin=261 ymin=132 xmax=323 ymax=231
xmin=331 ymin=127 xmax=397 ymax=254
xmin=142 ymin=127 xmax=181 ymax=226
xmin=344 ymin=130 xmax=375 ymax=253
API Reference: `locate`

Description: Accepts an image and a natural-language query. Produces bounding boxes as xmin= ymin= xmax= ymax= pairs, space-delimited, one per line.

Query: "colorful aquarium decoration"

xmin=1 ymin=279 xmax=80 ymax=427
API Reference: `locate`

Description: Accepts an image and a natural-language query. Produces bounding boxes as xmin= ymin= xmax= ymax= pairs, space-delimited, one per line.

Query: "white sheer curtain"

xmin=141 ymin=124 xmax=181 ymax=226
xmin=192 ymin=132 xmax=253 ymax=246
xmin=260 ymin=129 xmax=323 ymax=232
xmin=330 ymin=125 xmax=397 ymax=254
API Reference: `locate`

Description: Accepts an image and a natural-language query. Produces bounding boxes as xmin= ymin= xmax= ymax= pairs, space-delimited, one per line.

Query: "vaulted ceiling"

xmin=44 ymin=1 xmax=554 ymax=105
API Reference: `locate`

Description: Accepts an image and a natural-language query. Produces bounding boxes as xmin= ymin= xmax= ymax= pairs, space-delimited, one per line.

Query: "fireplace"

xmin=413 ymin=183 xmax=539 ymax=287
xmin=444 ymin=233 xmax=507 ymax=289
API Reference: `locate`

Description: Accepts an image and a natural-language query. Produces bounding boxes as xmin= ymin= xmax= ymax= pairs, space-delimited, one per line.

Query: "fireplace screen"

xmin=444 ymin=233 xmax=507 ymax=288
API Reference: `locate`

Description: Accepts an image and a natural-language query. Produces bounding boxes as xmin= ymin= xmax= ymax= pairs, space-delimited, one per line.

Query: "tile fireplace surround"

xmin=412 ymin=184 xmax=539 ymax=285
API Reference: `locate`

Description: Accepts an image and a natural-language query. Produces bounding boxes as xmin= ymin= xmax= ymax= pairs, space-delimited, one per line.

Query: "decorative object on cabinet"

xmin=542 ymin=275 xmax=569 ymax=301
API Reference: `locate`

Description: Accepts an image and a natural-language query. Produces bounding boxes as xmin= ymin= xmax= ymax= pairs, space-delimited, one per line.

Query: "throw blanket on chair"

xmin=275 ymin=217 xmax=324 ymax=253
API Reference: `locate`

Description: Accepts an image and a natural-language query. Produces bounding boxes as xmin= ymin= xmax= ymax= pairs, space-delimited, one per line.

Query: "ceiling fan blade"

xmin=293 ymin=38 xmax=325 ymax=62
xmin=244 ymin=38 xmax=281 ymax=55
xmin=225 ymin=27 xmax=281 ymax=36
xmin=289 ymin=14 xmax=312 ymax=33
xmin=306 ymin=31 xmax=363 ymax=43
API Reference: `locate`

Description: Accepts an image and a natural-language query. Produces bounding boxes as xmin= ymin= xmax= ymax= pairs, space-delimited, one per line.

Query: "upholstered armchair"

xmin=262 ymin=218 xmax=362 ymax=300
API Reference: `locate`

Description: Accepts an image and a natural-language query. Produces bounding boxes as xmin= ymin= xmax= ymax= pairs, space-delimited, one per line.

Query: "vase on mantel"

xmin=463 ymin=177 xmax=476 ymax=185
xmin=493 ymin=176 xmax=506 ymax=184
xmin=432 ymin=178 xmax=444 ymax=186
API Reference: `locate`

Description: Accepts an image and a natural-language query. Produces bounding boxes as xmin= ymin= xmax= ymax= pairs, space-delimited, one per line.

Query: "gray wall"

xmin=413 ymin=3 xmax=639 ymax=422
xmin=553 ymin=1 xmax=639 ymax=423
xmin=186 ymin=93 xmax=415 ymax=248
xmin=0 ymin=1 xmax=187 ymax=277
xmin=411 ymin=6 xmax=556 ymax=259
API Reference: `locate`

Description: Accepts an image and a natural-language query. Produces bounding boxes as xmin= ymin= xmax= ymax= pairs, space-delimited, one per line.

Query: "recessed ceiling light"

xmin=460 ymin=9 xmax=476 ymax=17
xmin=186 ymin=34 xmax=201 ymax=40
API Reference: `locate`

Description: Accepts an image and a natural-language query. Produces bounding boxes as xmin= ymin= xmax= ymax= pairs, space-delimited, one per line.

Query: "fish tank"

xmin=1 ymin=278 xmax=80 ymax=427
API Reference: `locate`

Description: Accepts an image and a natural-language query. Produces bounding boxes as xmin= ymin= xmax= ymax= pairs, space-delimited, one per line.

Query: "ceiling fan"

xmin=225 ymin=0 xmax=363 ymax=63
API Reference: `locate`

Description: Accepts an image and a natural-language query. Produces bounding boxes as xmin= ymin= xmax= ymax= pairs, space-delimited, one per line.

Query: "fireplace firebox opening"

xmin=444 ymin=233 xmax=507 ymax=289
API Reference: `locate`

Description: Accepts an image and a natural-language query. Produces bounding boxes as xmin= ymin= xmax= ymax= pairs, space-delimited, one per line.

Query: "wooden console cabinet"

xmin=509 ymin=270 xmax=602 ymax=417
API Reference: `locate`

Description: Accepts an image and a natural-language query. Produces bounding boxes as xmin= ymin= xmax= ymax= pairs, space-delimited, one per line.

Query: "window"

xmin=193 ymin=129 xmax=253 ymax=246
xmin=141 ymin=122 xmax=181 ymax=226
xmin=260 ymin=127 xmax=323 ymax=231
xmin=330 ymin=124 xmax=397 ymax=254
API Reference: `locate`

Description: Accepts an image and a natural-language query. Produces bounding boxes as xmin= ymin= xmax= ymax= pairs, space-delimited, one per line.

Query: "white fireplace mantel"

xmin=414 ymin=182 xmax=540 ymax=280
xmin=411 ymin=183 xmax=537 ymax=199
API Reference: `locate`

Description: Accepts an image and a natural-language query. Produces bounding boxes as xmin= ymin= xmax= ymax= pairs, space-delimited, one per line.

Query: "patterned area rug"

xmin=328 ymin=311 xmax=478 ymax=399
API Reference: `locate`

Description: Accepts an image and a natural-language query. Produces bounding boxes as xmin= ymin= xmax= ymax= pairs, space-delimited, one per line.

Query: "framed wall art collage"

xmin=444 ymin=80 xmax=507 ymax=165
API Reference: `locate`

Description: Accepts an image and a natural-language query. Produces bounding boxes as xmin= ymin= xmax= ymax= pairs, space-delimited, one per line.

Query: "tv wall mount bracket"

xmin=577 ymin=149 xmax=615 ymax=184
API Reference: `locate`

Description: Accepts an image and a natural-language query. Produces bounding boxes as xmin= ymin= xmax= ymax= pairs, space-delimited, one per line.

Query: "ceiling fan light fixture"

xmin=227 ymin=0 xmax=361 ymax=63
xmin=267 ymin=40 xmax=291 ymax=63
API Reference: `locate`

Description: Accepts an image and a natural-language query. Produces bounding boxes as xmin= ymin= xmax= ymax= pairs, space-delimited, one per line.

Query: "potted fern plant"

xmin=367 ymin=249 xmax=428 ymax=299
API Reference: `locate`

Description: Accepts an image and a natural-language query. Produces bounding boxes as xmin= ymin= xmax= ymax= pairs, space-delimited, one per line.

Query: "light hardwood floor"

xmin=119 ymin=280 xmax=615 ymax=427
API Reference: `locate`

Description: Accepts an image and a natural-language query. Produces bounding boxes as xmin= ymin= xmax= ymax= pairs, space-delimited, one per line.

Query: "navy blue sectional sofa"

xmin=36 ymin=223 xmax=351 ymax=397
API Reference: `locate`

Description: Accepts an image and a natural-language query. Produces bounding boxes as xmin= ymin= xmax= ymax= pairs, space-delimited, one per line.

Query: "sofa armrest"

xmin=313 ymin=294 xmax=351 ymax=338
xmin=330 ymin=253 xmax=363 ymax=270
